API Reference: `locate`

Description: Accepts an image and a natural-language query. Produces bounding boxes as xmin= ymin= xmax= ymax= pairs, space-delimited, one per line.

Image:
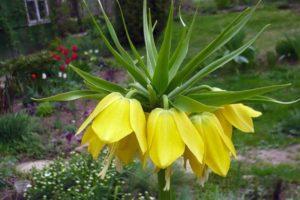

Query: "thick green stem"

xmin=158 ymin=169 xmax=172 ymax=200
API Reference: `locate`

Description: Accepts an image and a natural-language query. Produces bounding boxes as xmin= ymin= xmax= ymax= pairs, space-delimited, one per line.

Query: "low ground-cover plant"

xmin=0 ymin=112 xmax=44 ymax=157
xmin=25 ymin=153 xmax=154 ymax=200
xmin=36 ymin=102 xmax=54 ymax=117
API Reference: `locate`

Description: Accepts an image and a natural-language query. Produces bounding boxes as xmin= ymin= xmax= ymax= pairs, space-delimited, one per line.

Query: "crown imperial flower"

xmin=35 ymin=0 xmax=298 ymax=197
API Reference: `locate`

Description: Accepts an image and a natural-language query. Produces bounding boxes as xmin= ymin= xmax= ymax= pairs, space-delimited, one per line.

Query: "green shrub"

xmin=115 ymin=0 xmax=170 ymax=45
xmin=214 ymin=0 xmax=232 ymax=9
xmin=219 ymin=31 xmax=256 ymax=72
xmin=275 ymin=35 xmax=300 ymax=62
xmin=275 ymin=110 xmax=300 ymax=137
xmin=0 ymin=112 xmax=32 ymax=143
xmin=0 ymin=112 xmax=44 ymax=157
xmin=36 ymin=102 xmax=54 ymax=117
xmin=25 ymin=153 xmax=154 ymax=200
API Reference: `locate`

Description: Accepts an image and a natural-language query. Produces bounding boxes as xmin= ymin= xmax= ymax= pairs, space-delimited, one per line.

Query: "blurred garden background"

xmin=0 ymin=0 xmax=299 ymax=199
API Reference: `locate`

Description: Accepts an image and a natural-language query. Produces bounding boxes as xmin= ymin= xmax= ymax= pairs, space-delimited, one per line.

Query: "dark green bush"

xmin=275 ymin=35 xmax=300 ymax=62
xmin=0 ymin=112 xmax=44 ymax=157
xmin=115 ymin=0 xmax=171 ymax=45
xmin=0 ymin=112 xmax=32 ymax=143
xmin=214 ymin=0 xmax=232 ymax=9
xmin=219 ymin=31 xmax=256 ymax=72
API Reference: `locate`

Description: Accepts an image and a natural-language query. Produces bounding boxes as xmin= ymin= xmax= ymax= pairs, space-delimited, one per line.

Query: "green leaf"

xmin=169 ymin=10 xmax=197 ymax=79
xmin=152 ymin=1 xmax=174 ymax=94
xmin=168 ymin=2 xmax=260 ymax=91
xmin=247 ymin=95 xmax=300 ymax=105
xmin=168 ymin=25 xmax=269 ymax=98
xmin=82 ymin=0 xmax=148 ymax=87
xmin=32 ymin=90 xmax=104 ymax=102
xmin=188 ymin=84 xmax=291 ymax=106
xmin=143 ymin=0 xmax=157 ymax=74
xmin=172 ymin=95 xmax=220 ymax=113
xmin=115 ymin=0 xmax=149 ymax=77
xmin=70 ymin=65 xmax=126 ymax=93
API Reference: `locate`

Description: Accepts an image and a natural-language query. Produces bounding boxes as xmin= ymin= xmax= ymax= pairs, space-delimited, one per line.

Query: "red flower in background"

xmin=62 ymin=48 xmax=69 ymax=56
xmin=65 ymin=58 xmax=72 ymax=65
xmin=57 ymin=45 xmax=65 ymax=52
xmin=60 ymin=65 xmax=66 ymax=72
xmin=31 ymin=73 xmax=37 ymax=80
xmin=52 ymin=53 xmax=61 ymax=61
xmin=71 ymin=53 xmax=78 ymax=61
xmin=72 ymin=45 xmax=78 ymax=52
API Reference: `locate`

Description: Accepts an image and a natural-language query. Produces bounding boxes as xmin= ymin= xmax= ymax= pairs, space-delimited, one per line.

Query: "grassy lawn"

xmin=174 ymin=4 xmax=300 ymax=58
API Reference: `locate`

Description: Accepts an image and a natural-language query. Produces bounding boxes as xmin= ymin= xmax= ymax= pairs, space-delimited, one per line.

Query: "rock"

xmin=16 ymin=160 xmax=53 ymax=174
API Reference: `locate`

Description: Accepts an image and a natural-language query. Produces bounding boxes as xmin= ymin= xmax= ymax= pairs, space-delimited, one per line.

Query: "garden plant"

xmin=35 ymin=0 xmax=299 ymax=199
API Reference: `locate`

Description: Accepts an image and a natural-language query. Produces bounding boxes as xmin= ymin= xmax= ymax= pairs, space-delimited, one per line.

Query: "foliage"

xmin=274 ymin=110 xmax=300 ymax=137
xmin=276 ymin=34 xmax=300 ymax=62
xmin=266 ymin=51 xmax=277 ymax=68
xmin=214 ymin=0 xmax=232 ymax=9
xmin=25 ymin=153 xmax=154 ymax=200
xmin=0 ymin=112 xmax=44 ymax=157
xmin=0 ymin=112 xmax=33 ymax=143
xmin=36 ymin=102 xmax=54 ymax=117
xmin=0 ymin=156 xmax=18 ymax=190
xmin=220 ymin=31 xmax=256 ymax=72
xmin=115 ymin=0 xmax=171 ymax=45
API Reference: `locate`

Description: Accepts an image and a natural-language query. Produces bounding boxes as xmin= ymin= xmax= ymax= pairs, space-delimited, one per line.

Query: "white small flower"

xmin=84 ymin=51 xmax=88 ymax=55
xmin=89 ymin=49 xmax=93 ymax=54
xmin=42 ymin=73 xmax=47 ymax=79
xmin=44 ymin=172 xmax=51 ymax=177
xmin=63 ymin=73 xmax=67 ymax=79
xmin=58 ymin=72 xmax=62 ymax=77
xmin=94 ymin=49 xmax=99 ymax=54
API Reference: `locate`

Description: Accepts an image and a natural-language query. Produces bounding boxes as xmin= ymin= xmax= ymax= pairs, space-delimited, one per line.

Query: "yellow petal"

xmin=184 ymin=149 xmax=206 ymax=177
xmin=191 ymin=113 xmax=233 ymax=176
xmin=221 ymin=104 xmax=255 ymax=133
xmin=92 ymin=98 xmax=132 ymax=143
xmin=147 ymin=108 xmax=163 ymax=149
xmin=148 ymin=109 xmax=185 ymax=169
xmin=171 ymin=109 xmax=204 ymax=164
xmin=82 ymin=127 xmax=105 ymax=159
xmin=215 ymin=111 xmax=233 ymax=139
xmin=81 ymin=126 xmax=94 ymax=145
xmin=76 ymin=92 xmax=122 ymax=134
xmin=240 ymin=104 xmax=262 ymax=118
xmin=115 ymin=134 xmax=139 ymax=164
xmin=129 ymin=99 xmax=147 ymax=154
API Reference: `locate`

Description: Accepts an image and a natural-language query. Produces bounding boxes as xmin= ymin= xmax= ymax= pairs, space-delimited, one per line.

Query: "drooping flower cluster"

xmin=77 ymin=92 xmax=261 ymax=186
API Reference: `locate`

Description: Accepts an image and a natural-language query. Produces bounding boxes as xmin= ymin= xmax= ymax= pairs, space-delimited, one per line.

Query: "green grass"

xmin=173 ymin=4 xmax=300 ymax=58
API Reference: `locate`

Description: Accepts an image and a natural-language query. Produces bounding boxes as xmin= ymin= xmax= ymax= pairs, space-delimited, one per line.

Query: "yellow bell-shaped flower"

xmin=78 ymin=92 xmax=147 ymax=155
xmin=189 ymin=112 xmax=236 ymax=177
xmin=78 ymin=92 xmax=147 ymax=178
xmin=147 ymin=108 xmax=204 ymax=169
xmin=215 ymin=103 xmax=262 ymax=133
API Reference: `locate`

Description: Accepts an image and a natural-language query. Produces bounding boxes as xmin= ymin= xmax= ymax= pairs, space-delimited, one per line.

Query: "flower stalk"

xmin=158 ymin=169 xmax=172 ymax=200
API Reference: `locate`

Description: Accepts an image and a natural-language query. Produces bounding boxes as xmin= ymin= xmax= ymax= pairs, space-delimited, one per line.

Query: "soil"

xmin=238 ymin=144 xmax=300 ymax=165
